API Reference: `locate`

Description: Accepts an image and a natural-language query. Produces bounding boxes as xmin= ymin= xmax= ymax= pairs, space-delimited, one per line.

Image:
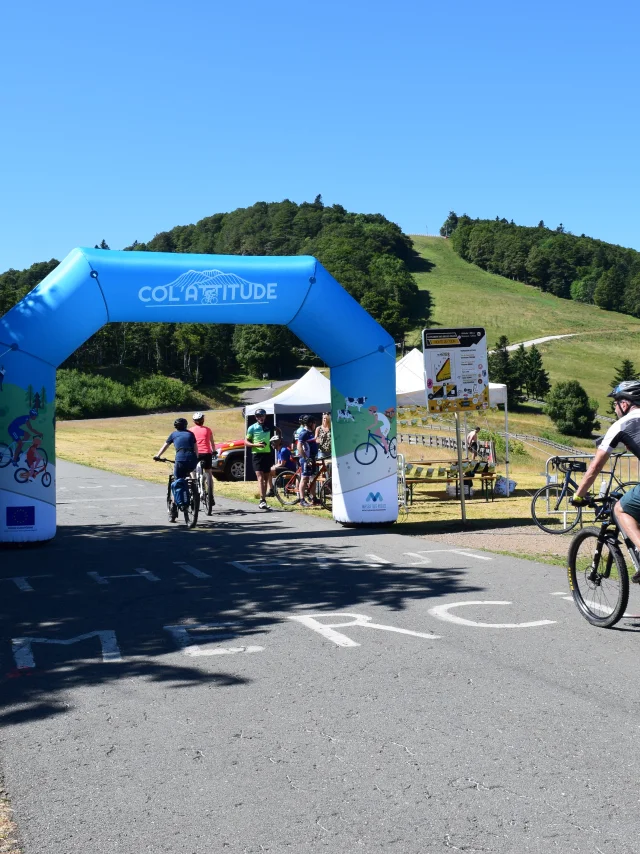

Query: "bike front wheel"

xmin=0 ymin=443 xmax=13 ymax=468
xmin=388 ymin=436 xmax=397 ymax=459
xmin=274 ymin=470 xmax=300 ymax=505
xmin=568 ymin=527 xmax=629 ymax=627
xmin=531 ymin=483 xmax=581 ymax=534
xmin=319 ymin=478 xmax=332 ymax=511
xmin=354 ymin=442 xmax=377 ymax=466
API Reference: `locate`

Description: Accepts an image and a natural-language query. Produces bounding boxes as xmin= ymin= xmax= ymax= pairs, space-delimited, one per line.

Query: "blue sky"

xmin=1 ymin=0 xmax=638 ymax=271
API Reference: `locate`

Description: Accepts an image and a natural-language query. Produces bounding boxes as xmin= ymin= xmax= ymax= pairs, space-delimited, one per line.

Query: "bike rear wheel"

xmin=184 ymin=484 xmax=199 ymax=528
xmin=0 ymin=443 xmax=13 ymax=468
xmin=354 ymin=442 xmax=377 ymax=465
xmin=274 ymin=470 xmax=300 ymax=505
xmin=531 ymin=483 xmax=581 ymax=534
xmin=202 ymin=474 xmax=214 ymax=515
xmin=568 ymin=526 xmax=629 ymax=627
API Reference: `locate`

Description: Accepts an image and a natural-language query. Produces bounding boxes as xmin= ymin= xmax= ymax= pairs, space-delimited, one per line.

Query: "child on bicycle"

xmin=154 ymin=418 xmax=198 ymax=516
xmin=190 ymin=411 xmax=215 ymax=507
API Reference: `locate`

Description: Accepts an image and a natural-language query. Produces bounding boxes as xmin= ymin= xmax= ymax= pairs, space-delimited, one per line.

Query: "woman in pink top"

xmin=190 ymin=412 xmax=215 ymax=505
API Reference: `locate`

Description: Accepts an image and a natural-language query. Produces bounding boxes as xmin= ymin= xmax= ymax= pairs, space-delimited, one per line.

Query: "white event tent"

xmin=395 ymin=349 xmax=510 ymax=484
xmin=244 ymin=367 xmax=331 ymax=417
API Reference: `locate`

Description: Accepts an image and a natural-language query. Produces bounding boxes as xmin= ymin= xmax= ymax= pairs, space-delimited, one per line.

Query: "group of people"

xmin=154 ymin=412 xmax=215 ymax=519
xmin=154 ymin=408 xmax=332 ymax=517
xmin=247 ymin=409 xmax=332 ymax=509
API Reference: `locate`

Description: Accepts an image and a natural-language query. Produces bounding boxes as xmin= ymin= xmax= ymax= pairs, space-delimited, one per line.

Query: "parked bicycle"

xmin=531 ymin=454 xmax=639 ymax=534
xmin=194 ymin=459 xmax=215 ymax=516
xmin=156 ymin=458 xmax=199 ymax=528
xmin=354 ymin=432 xmax=397 ymax=466
xmin=273 ymin=458 xmax=332 ymax=509
xmin=0 ymin=437 xmax=48 ymax=470
xmin=567 ymin=490 xmax=637 ymax=628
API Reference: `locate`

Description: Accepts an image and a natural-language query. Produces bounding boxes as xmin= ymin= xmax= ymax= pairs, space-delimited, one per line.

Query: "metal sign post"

xmin=455 ymin=413 xmax=466 ymax=523
xmin=422 ymin=327 xmax=489 ymax=524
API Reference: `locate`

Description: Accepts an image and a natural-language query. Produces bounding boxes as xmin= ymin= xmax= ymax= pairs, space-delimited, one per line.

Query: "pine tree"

xmin=25 ymin=384 xmax=33 ymax=407
xmin=526 ymin=345 xmax=551 ymax=400
xmin=509 ymin=344 xmax=529 ymax=399
xmin=609 ymin=359 xmax=637 ymax=412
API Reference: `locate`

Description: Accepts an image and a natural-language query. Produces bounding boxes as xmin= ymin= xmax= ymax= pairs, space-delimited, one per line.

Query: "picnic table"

xmin=400 ymin=458 xmax=497 ymax=504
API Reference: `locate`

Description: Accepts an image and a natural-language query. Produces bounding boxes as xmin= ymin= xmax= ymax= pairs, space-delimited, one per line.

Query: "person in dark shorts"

xmin=296 ymin=415 xmax=318 ymax=507
xmin=246 ymin=408 xmax=272 ymax=510
xmin=573 ymin=380 xmax=640 ymax=581
xmin=154 ymin=418 xmax=198 ymax=519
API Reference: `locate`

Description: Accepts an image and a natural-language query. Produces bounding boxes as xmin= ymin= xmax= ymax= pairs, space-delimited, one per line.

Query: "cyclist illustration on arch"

xmin=354 ymin=405 xmax=397 ymax=466
xmin=0 ymin=407 xmax=46 ymax=470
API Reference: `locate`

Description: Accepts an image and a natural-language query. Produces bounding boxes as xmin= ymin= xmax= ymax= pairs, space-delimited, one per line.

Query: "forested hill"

xmin=0 ymin=199 xmax=429 ymax=385
xmin=441 ymin=213 xmax=640 ymax=316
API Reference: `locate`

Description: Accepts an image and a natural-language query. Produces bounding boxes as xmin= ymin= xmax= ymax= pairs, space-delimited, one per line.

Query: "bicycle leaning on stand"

xmin=567 ymin=490 xmax=639 ymax=628
xmin=531 ymin=454 xmax=639 ymax=535
xmin=155 ymin=457 xmax=199 ymax=528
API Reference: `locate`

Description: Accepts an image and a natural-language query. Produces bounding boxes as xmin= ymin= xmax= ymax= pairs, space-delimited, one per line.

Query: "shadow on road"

xmin=1 ymin=512 xmax=483 ymax=723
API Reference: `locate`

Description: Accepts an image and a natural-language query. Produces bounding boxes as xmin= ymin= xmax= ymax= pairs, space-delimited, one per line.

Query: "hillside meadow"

xmin=408 ymin=236 xmax=640 ymax=411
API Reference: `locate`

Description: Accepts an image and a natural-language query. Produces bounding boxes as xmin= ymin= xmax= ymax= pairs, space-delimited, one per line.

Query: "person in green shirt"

xmin=246 ymin=408 xmax=272 ymax=509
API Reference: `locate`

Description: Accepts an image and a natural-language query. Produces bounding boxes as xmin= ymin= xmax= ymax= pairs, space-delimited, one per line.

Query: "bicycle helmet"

xmin=29 ymin=408 xmax=38 ymax=417
xmin=254 ymin=408 xmax=267 ymax=417
xmin=299 ymin=414 xmax=309 ymax=423
xmin=269 ymin=435 xmax=282 ymax=445
xmin=192 ymin=411 xmax=204 ymax=421
xmin=174 ymin=417 xmax=188 ymax=429
xmin=608 ymin=380 xmax=640 ymax=404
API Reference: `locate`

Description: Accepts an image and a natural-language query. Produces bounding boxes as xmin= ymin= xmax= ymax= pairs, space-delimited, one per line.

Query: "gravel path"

xmin=422 ymin=521 xmax=571 ymax=559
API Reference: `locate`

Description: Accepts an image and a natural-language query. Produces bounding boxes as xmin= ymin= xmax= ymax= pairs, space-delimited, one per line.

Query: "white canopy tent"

xmin=244 ymin=367 xmax=331 ymax=416
xmin=395 ymin=349 xmax=510 ymax=485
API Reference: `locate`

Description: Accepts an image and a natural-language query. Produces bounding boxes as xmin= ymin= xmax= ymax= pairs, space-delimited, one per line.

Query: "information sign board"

xmin=422 ymin=327 xmax=489 ymax=413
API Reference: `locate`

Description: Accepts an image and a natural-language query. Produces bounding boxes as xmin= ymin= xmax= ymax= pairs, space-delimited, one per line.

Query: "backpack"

xmin=172 ymin=477 xmax=190 ymax=507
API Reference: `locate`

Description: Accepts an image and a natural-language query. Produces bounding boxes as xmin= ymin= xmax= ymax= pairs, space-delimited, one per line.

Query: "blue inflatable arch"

xmin=0 ymin=249 xmax=397 ymax=542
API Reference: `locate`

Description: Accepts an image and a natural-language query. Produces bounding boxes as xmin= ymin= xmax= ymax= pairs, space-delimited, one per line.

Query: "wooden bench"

xmin=402 ymin=460 xmax=496 ymax=503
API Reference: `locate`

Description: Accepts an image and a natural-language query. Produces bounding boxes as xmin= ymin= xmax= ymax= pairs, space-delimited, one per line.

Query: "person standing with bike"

xmin=154 ymin=418 xmax=198 ymax=521
xmin=246 ymin=408 xmax=273 ymax=510
xmin=297 ymin=415 xmax=318 ymax=508
xmin=190 ymin=412 xmax=215 ymax=508
xmin=572 ymin=381 xmax=640 ymax=582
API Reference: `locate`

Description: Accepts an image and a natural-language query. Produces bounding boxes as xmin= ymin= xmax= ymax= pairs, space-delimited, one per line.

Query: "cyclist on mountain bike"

xmin=154 ymin=418 xmax=198 ymax=480
xmin=8 ymin=408 xmax=43 ymax=465
xmin=573 ymin=380 xmax=640 ymax=581
xmin=190 ymin=411 xmax=215 ymax=506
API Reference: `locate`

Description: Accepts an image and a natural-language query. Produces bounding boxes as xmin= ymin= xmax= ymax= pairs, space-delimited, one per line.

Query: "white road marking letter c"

xmin=428 ymin=600 xmax=556 ymax=628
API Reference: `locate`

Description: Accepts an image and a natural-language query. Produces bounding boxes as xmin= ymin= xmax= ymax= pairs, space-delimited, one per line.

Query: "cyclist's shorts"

xmin=174 ymin=456 xmax=197 ymax=480
xmin=252 ymin=452 xmax=271 ymax=474
xmin=9 ymin=428 xmax=26 ymax=442
xmin=197 ymin=453 xmax=213 ymax=469
xmin=301 ymin=457 xmax=316 ymax=477
xmin=619 ymin=483 xmax=640 ymax=522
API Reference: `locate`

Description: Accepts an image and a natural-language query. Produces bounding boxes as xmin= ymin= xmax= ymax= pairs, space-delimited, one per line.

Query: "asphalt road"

xmin=2 ymin=461 xmax=640 ymax=853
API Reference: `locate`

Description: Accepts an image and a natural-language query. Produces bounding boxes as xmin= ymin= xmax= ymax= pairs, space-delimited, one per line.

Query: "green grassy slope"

xmin=409 ymin=236 xmax=640 ymax=411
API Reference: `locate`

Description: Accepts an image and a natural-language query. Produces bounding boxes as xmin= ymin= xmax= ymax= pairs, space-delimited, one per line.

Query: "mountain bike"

xmin=0 ymin=437 xmax=48 ymax=469
xmin=531 ymin=454 xmax=639 ymax=534
xmin=273 ymin=459 xmax=331 ymax=509
xmin=354 ymin=432 xmax=397 ymax=466
xmin=567 ymin=491 xmax=638 ymax=628
xmin=195 ymin=459 xmax=215 ymax=516
xmin=156 ymin=458 xmax=199 ymax=528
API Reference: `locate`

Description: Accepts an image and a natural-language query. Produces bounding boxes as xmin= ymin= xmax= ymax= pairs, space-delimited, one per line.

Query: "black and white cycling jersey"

xmin=599 ymin=409 xmax=640 ymax=458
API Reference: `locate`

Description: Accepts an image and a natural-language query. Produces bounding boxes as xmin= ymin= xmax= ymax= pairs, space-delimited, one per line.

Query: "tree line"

xmin=0 ymin=198 xmax=431 ymax=386
xmin=441 ymin=212 xmax=640 ymax=315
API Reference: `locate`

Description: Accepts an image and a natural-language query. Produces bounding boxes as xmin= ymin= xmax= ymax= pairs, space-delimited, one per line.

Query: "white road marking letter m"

xmin=11 ymin=631 xmax=122 ymax=669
